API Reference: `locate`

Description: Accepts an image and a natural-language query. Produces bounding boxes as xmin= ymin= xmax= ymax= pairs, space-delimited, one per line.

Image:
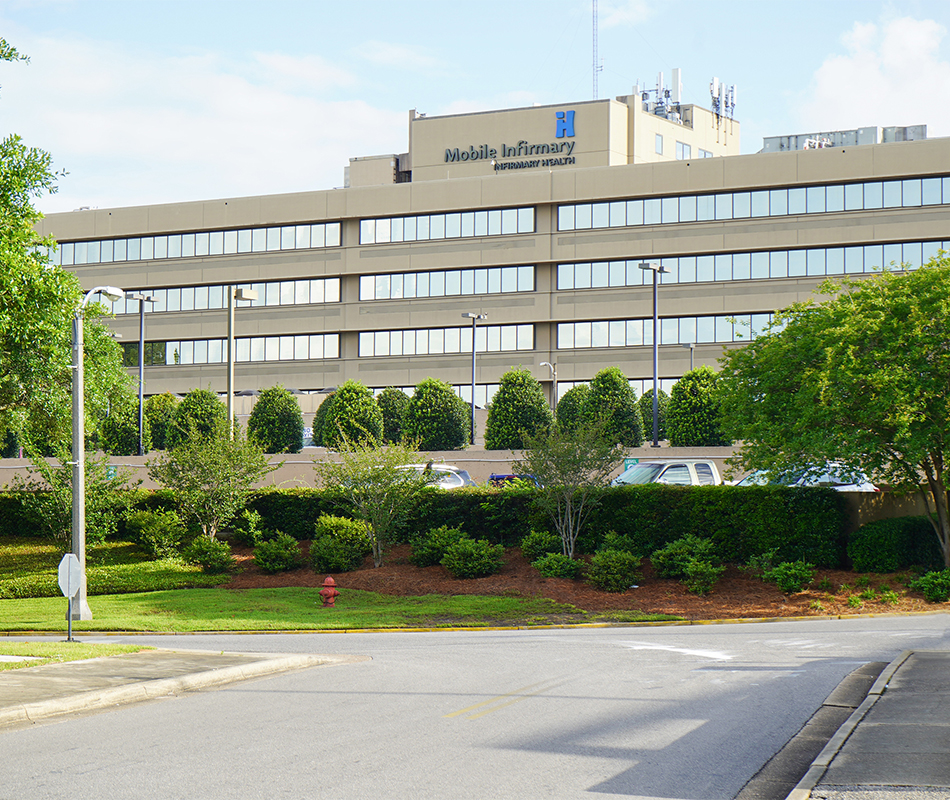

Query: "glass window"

xmin=518 ymin=265 xmax=533 ymax=291
xmin=460 ymin=212 xmax=475 ymax=238
xmin=592 ymin=203 xmax=609 ymax=228
xmin=208 ymin=339 xmax=223 ymax=363
xmin=655 ymin=134 xmax=663 ymax=155
xmin=826 ymin=248 xmax=845 ymax=275
xmin=518 ymin=207 xmax=534 ymax=233
xmin=180 ymin=286 xmax=195 ymax=311
xmin=608 ymin=201 xmax=626 ymax=227
xmin=902 ymin=241 xmax=922 ymax=268
xmin=474 ymin=269 xmax=488 ymax=295
xmin=574 ymin=204 xmax=592 ymax=229
xmin=591 ymin=263 xmax=609 ymax=288
xmin=679 ymin=316 xmax=696 ymax=344
xmin=474 ymin=211 xmax=488 ymax=236
xmin=806 ymin=249 xmax=825 ymax=276
xmin=661 ymin=197 xmax=678 ymax=223
xmin=310 ymin=279 xmax=326 ymax=304
xmin=608 ymin=261 xmax=625 ymax=287
xmin=460 ymin=270 xmax=475 ymax=295
xmin=715 ymin=316 xmax=733 ymax=342
xmin=558 ymin=264 xmax=574 ymax=290
xmin=660 ymin=317 xmax=678 ymax=344
xmin=626 ymin=199 xmax=644 ymax=225
xmin=265 ymin=282 xmax=280 ymax=306
xmin=865 ymin=244 xmax=884 ymax=271
xmin=733 ymin=252 xmax=751 ymax=280
xmin=208 ymin=285 xmax=224 ymax=309
xmin=445 ymin=213 xmax=461 ymax=238
xmin=787 ymin=187 xmax=806 ymax=215
xmin=679 ymin=195 xmax=697 ymax=222
xmin=751 ymin=252 xmax=769 ymax=280
xmin=806 ymin=186 xmax=825 ymax=213
xmin=751 ymin=191 xmax=769 ymax=217
xmin=714 ymin=254 xmax=732 ymax=281
xmin=771 ymin=250 xmax=788 ymax=278
xmin=193 ymin=340 xmax=208 ymax=364
xmin=864 ymin=181 xmax=883 ymax=209
xmin=678 ymin=256 xmax=696 ymax=283
xmin=826 ymin=184 xmax=844 ymax=212
xmin=575 ymin=262 xmax=592 ymax=289
xmin=845 ymin=183 xmax=863 ymax=210
xmin=696 ymin=195 xmax=715 ymax=221
xmin=788 ymin=250 xmax=806 ymax=276
xmin=100 ymin=240 xmax=113 ymax=263
xmin=643 ymin=198 xmax=661 ymax=225
xmin=883 ymin=243 xmax=902 ymax=268
xmin=181 ymin=233 xmax=196 ymax=258
xmin=558 ymin=206 xmax=575 ymax=231
xmin=128 ymin=238 xmax=141 ymax=260
xmin=280 ymin=281 xmax=295 ymax=305
xmin=166 ymin=288 xmax=181 ymax=312
xmin=193 ymin=285 xmax=209 ymax=310
xmin=625 ymin=319 xmax=643 ymax=346
xmin=501 ymin=208 xmax=518 ymax=234
xmin=696 ymin=316 xmax=715 ymax=343
xmin=769 ymin=189 xmax=788 ymax=216
xmin=237 ymin=229 xmax=251 ymax=253
xmin=902 ymin=179 xmax=922 ymax=207
xmin=883 ymin=181 xmax=902 ymax=208
xmin=844 ymin=246 xmax=864 ymax=273
xmin=715 ymin=194 xmax=732 ymax=220
xmin=696 ymin=255 xmax=714 ymax=282
xmin=732 ymin=192 xmax=751 ymax=218
xmin=325 ymin=222 xmax=341 ymax=247
xmin=179 ymin=340 xmax=194 ymax=365
xmin=922 ymin=177 xmax=942 ymax=206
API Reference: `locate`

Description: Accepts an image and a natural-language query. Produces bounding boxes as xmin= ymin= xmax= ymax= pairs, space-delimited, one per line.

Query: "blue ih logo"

xmin=556 ymin=110 xmax=575 ymax=139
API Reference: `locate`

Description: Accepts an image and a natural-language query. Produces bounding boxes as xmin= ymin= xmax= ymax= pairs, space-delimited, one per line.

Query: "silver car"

xmin=733 ymin=463 xmax=879 ymax=492
xmin=396 ymin=463 xmax=476 ymax=490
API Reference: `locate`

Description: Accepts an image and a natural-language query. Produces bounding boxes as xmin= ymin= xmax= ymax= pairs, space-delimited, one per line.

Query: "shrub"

xmin=144 ymin=392 xmax=179 ymax=450
xmin=532 ymin=552 xmax=582 ymax=579
xmin=763 ymin=561 xmax=816 ymax=594
xmin=253 ymin=531 xmax=303 ymax=573
xmin=409 ymin=525 xmax=468 ymax=567
xmin=248 ymin=386 xmax=304 ymax=454
xmin=637 ymin=388 xmax=669 ymax=442
xmin=520 ymin=529 xmax=561 ymax=562
xmin=651 ymin=535 xmax=718 ymax=580
xmin=600 ymin=530 xmax=641 ymax=556
xmin=555 ymin=384 xmax=590 ymax=434
xmin=182 ymin=537 xmax=235 ymax=573
xmin=683 ymin=560 xmax=725 ymax=595
xmin=309 ymin=536 xmax=365 ymax=573
xmin=166 ymin=389 xmax=228 ymax=449
xmin=403 ymin=378 xmax=470 ymax=451
xmin=484 ymin=368 xmax=553 ymax=450
xmin=586 ymin=549 xmax=642 ymax=592
xmin=101 ymin=402 xmax=151 ymax=456
xmin=909 ymin=570 xmax=950 ymax=603
xmin=321 ymin=381 xmax=383 ymax=449
xmin=741 ymin=548 xmax=780 ymax=577
xmin=376 ymin=387 xmax=410 ymax=444
xmin=123 ymin=509 xmax=186 ymax=559
xmin=313 ymin=514 xmax=373 ymax=553
xmin=441 ymin=539 xmax=505 ymax=578
xmin=666 ymin=366 xmax=730 ymax=447
xmin=848 ymin=516 xmax=944 ymax=573
xmin=311 ymin=391 xmax=336 ymax=447
xmin=230 ymin=508 xmax=265 ymax=547
xmin=583 ymin=367 xmax=644 ymax=447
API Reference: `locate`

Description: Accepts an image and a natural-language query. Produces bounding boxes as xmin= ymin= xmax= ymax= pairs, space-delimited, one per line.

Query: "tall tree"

xmin=484 ymin=368 xmax=553 ymax=450
xmin=403 ymin=378 xmax=470 ymax=451
xmin=718 ymin=258 xmax=950 ymax=567
xmin=584 ymin=367 xmax=644 ymax=447
xmin=248 ymin=385 xmax=304 ymax=454
xmin=667 ymin=367 xmax=730 ymax=447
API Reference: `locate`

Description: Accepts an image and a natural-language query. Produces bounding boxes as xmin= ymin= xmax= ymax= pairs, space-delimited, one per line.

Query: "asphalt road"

xmin=2 ymin=615 xmax=949 ymax=800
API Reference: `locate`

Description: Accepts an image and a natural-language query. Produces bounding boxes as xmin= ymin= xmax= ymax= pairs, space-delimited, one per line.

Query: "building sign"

xmin=443 ymin=110 xmax=577 ymax=172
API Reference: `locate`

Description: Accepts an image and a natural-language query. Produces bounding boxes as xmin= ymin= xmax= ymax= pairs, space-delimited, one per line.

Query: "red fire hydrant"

xmin=319 ymin=576 xmax=339 ymax=608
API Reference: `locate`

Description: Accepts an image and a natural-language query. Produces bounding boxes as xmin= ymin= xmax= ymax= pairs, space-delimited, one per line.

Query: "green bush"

xmin=101 ymin=402 xmax=151 ymax=456
xmin=520 ymin=529 xmax=561 ymax=562
xmin=909 ymin=570 xmax=950 ymax=603
xmin=230 ymin=508 xmax=265 ymax=547
xmin=313 ymin=514 xmax=372 ymax=553
xmin=532 ymin=552 xmax=582 ymax=579
xmin=182 ymin=537 xmax=236 ymax=573
xmin=309 ymin=536 xmax=365 ymax=573
xmin=123 ymin=509 xmax=186 ymax=559
xmin=600 ymin=530 xmax=642 ymax=556
xmin=253 ymin=531 xmax=303 ymax=573
xmin=311 ymin=391 xmax=336 ymax=447
xmin=248 ymin=385 xmax=304 ymax=454
xmin=166 ymin=389 xmax=228 ymax=449
xmin=441 ymin=539 xmax=505 ymax=578
xmin=683 ymin=560 xmax=725 ymax=595
xmin=586 ymin=549 xmax=642 ymax=592
xmin=409 ymin=525 xmax=468 ymax=567
xmin=555 ymin=384 xmax=590 ymax=434
xmin=651 ymin=535 xmax=718 ymax=579
xmin=484 ymin=368 xmax=553 ymax=450
xmin=583 ymin=367 xmax=643 ymax=447
xmin=144 ymin=392 xmax=178 ymax=450
xmin=848 ymin=516 xmax=944 ymax=573
xmin=403 ymin=378 xmax=470 ymax=451
xmin=637 ymin=388 xmax=669 ymax=442
xmin=321 ymin=380 xmax=383 ymax=449
xmin=666 ymin=366 xmax=730 ymax=447
xmin=763 ymin=561 xmax=816 ymax=594
xmin=376 ymin=387 xmax=410 ymax=444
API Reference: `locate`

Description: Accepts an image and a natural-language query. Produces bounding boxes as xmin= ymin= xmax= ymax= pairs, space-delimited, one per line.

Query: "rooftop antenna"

xmin=592 ymin=0 xmax=602 ymax=99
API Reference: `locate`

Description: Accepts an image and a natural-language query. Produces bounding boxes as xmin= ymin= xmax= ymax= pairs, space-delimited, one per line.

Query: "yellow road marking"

xmin=444 ymin=679 xmax=565 ymax=720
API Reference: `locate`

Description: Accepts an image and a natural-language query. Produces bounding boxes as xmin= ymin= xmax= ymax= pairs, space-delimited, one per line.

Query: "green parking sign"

xmin=623 ymin=458 xmax=639 ymax=470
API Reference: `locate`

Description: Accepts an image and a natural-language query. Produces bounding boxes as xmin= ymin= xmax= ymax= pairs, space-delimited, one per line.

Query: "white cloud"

xmin=354 ymin=40 xmax=441 ymax=72
xmin=599 ymin=0 xmax=654 ymax=29
xmin=796 ymin=16 xmax=950 ymax=136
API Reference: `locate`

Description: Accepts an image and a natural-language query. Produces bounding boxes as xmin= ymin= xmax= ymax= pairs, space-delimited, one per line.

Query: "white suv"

xmin=611 ymin=460 xmax=722 ymax=487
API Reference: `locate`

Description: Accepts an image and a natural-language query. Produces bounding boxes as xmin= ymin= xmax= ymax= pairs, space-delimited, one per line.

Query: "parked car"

xmin=396 ymin=463 xmax=476 ymax=490
xmin=611 ymin=460 xmax=722 ymax=487
xmin=733 ymin=463 xmax=879 ymax=492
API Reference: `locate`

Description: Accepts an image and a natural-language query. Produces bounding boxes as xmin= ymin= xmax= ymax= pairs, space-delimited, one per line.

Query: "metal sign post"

xmin=58 ymin=554 xmax=81 ymax=642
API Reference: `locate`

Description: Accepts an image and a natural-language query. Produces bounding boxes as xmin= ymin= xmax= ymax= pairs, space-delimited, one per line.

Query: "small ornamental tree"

xmin=667 ymin=366 xmax=730 ymax=447
xmin=584 ymin=367 xmax=644 ymax=447
xmin=376 ymin=387 xmax=409 ymax=444
xmin=100 ymin=400 xmax=151 ymax=455
xmin=248 ymin=385 xmax=304 ymax=454
xmin=403 ymin=378 xmax=470 ymax=451
xmin=555 ymin=384 xmax=590 ymax=434
xmin=321 ymin=381 xmax=383 ymax=450
xmin=166 ymin=388 xmax=227 ymax=449
xmin=484 ymin=368 xmax=553 ymax=450
xmin=311 ymin=391 xmax=336 ymax=447
xmin=638 ymin=388 xmax=670 ymax=442
xmin=144 ymin=392 xmax=178 ymax=450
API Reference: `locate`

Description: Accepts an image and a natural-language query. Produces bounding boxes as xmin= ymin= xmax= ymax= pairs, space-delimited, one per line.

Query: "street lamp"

xmin=540 ymin=361 xmax=557 ymax=411
xmin=462 ymin=313 xmax=487 ymax=445
xmin=680 ymin=342 xmax=696 ymax=372
xmin=72 ymin=285 xmax=125 ymax=620
xmin=639 ymin=261 xmax=671 ymax=448
xmin=227 ymin=286 xmax=259 ymax=439
xmin=129 ymin=293 xmax=155 ymax=456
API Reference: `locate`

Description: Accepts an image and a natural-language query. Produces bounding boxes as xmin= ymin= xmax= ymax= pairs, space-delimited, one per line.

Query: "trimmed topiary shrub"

xmin=144 ymin=392 xmax=179 ymax=450
xmin=584 ymin=367 xmax=644 ymax=447
xmin=441 ymin=539 xmax=505 ymax=578
xmin=848 ymin=516 xmax=944 ymax=573
xmin=321 ymin=381 xmax=383 ymax=449
xmin=555 ymin=384 xmax=590 ymax=434
xmin=638 ymin=388 xmax=669 ymax=442
xmin=763 ymin=561 xmax=816 ymax=594
xmin=409 ymin=525 xmax=468 ymax=567
xmin=532 ymin=552 xmax=582 ymax=579
xmin=585 ymin=549 xmax=642 ymax=592
xmin=666 ymin=366 xmax=730 ymax=447
xmin=166 ymin=388 xmax=228 ymax=449
xmin=182 ymin=537 xmax=235 ymax=573
xmin=683 ymin=559 xmax=725 ymax=595
xmin=123 ymin=509 xmax=185 ymax=559
xmin=484 ymin=368 xmax=553 ymax=450
xmin=310 ymin=536 xmax=365 ymax=573
xmin=253 ymin=531 xmax=303 ymax=573
xmin=311 ymin=391 xmax=336 ymax=447
xmin=248 ymin=385 xmax=304 ymax=454
xmin=376 ymin=387 xmax=410 ymax=444
xmin=651 ymin=535 xmax=718 ymax=579
xmin=101 ymin=402 xmax=151 ymax=456
xmin=520 ymin=529 xmax=561 ymax=562
xmin=403 ymin=378 xmax=470 ymax=451
xmin=313 ymin=514 xmax=372 ymax=554
xmin=909 ymin=570 xmax=950 ymax=603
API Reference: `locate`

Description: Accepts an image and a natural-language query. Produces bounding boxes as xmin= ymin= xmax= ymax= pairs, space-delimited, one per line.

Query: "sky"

xmin=2 ymin=0 xmax=950 ymax=214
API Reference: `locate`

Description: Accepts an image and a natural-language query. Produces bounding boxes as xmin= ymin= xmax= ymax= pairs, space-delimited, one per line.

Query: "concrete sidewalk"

xmin=0 ymin=648 xmax=367 ymax=729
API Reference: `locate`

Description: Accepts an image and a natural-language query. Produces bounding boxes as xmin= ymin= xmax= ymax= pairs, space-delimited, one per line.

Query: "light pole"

xmin=130 ymin=293 xmax=155 ymax=456
xmin=72 ymin=285 xmax=125 ymax=620
xmin=540 ymin=361 xmax=557 ymax=411
xmin=680 ymin=342 xmax=696 ymax=372
xmin=462 ymin=313 xmax=487 ymax=445
xmin=227 ymin=286 xmax=259 ymax=439
xmin=639 ymin=261 xmax=670 ymax=448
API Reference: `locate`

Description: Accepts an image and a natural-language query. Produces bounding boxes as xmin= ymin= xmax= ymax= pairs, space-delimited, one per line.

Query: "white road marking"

xmin=617 ymin=641 xmax=733 ymax=660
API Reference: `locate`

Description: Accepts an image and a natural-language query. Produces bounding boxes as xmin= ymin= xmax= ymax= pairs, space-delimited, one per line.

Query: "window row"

xmin=557 ymin=176 xmax=950 ymax=230
xmin=556 ymin=239 xmax=948 ymax=290
xmin=121 ymin=333 xmax=339 ymax=367
xmin=359 ymin=266 xmax=534 ymax=301
xmin=358 ymin=324 xmax=534 ymax=358
xmin=93 ymin=278 xmax=341 ymax=315
xmin=557 ymin=312 xmax=774 ymax=350
xmin=53 ymin=222 xmax=342 ymax=267
xmin=360 ymin=207 xmax=534 ymax=244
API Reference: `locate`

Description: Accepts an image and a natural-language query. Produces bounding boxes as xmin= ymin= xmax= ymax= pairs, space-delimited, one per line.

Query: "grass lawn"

xmin=0 ymin=641 xmax=153 ymax=671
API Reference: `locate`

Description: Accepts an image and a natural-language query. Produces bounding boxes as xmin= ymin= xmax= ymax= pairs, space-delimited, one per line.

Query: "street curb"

xmin=783 ymin=649 xmax=913 ymax=800
xmin=0 ymin=651 xmax=364 ymax=728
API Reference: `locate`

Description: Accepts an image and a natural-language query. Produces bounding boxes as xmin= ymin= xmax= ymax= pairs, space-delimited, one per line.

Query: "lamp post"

xmin=540 ymin=361 xmax=557 ymax=411
xmin=72 ymin=285 xmax=126 ymax=620
xmin=227 ymin=286 xmax=259 ymax=439
xmin=462 ymin=313 xmax=487 ymax=445
xmin=639 ymin=261 xmax=670 ymax=448
xmin=130 ymin=293 xmax=155 ymax=456
xmin=680 ymin=342 xmax=696 ymax=372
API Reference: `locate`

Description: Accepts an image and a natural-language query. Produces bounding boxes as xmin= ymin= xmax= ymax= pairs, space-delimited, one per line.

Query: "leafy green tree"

xmin=311 ymin=390 xmax=335 ymax=447
xmin=513 ymin=421 xmax=625 ymax=558
xmin=584 ymin=367 xmax=644 ymax=447
xmin=376 ymin=387 xmax=409 ymax=444
xmin=484 ymin=368 xmax=553 ymax=450
xmin=555 ymin=384 xmax=590 ymax=434
xmin=248 ymin=385 xmax=304 ymax=454
xmin=148 ymin=417 xmax=275 ymax=540
xmin=667 ymin=366 xmax=730 ymax=447
xmin=638 ymin=388 xmax=669 ymax=442
xmin=321 ymin=380 xmax=383 ymax=449
xmin=165 ymin=388 xmax=227 ymax=449
xmin=100 ymin=399 xmax=151 ymax=456
xmin=403 ymin=378 xmax=470 ymax=451
xmin=718 ymin=258 xmax=950 ymax=568
xmin=144 ymin=393 xmax=178 ymax=450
